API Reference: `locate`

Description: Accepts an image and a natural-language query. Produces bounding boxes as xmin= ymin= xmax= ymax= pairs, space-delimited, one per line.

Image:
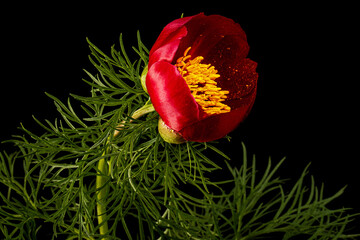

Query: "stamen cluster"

xmin=175 ymin=47 xmax=231 ymax=115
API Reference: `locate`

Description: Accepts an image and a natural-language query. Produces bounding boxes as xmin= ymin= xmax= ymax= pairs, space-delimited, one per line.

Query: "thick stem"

xmin=96 ymin=102 xmax=154 ymax=238
xmin=96 ymin=154 xmax=109 ymax=239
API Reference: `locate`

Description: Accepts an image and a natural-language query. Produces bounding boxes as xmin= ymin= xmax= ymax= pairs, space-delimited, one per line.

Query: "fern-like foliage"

xmin=0 ymin=32 xmax=358 ymax=240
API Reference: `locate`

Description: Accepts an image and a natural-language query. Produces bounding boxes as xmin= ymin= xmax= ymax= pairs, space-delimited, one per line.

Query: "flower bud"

xmin=158 ymin=118 xmax=186 ymax=144
xmin=140 ymin=65 xmax=148 ymax=94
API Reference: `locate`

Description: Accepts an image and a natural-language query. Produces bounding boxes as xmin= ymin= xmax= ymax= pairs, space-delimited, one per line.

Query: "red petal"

xmin=203 ymin=33 xmax=258 ymax=108
xmin=146 ymin=61 xmax=205 ymax=132
xmin=174 ymin=14 xmax=249 ymax=63
xmin=179 ymin=97 xmax=256 ymax=142
xmin=225 ymin=59 xmax=258 ymax=104
xmin=149 ymin=14 xmax=201 ymax=57
xmin=148 ymin=28 xmax=187 ymax=67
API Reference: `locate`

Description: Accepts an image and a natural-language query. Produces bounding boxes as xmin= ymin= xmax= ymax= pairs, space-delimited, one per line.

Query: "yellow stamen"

xmin=175 ymin=47 xmax=231 ymax=115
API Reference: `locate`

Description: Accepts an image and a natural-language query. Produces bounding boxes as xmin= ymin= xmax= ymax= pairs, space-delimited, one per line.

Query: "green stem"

xmin=96 ymin=102 xmax=154 ymax=238
xmin=113 ymin=101 xmax=154 ymax=137
xmin=131 ymin=101 xmax=154 ymax=119
xmin=96 ymin=154 xmax=109 ymax=239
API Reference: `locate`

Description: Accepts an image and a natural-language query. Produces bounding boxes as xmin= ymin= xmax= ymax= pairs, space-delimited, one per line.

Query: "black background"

xmin=1 ymin=2 xmax=359 ymax=234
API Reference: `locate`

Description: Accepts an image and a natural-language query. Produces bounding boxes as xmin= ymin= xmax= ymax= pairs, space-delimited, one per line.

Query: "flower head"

xmin=146 ymin=13 xmax=258 ymax=142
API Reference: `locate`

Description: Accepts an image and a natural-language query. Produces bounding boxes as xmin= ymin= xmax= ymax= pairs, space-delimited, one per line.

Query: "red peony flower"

xmin=146 ymin=13 xmax=258 ymax=142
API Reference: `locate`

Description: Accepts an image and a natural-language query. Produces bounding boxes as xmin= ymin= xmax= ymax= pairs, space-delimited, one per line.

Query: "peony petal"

xmin=146 ymin=61 xmax=205 ymax=132
xmin=149 ymin=14 xmax=201 ymax=57
xmin=204 ymin=35 xmax=250 ymax=65
xmin=220 ymin=58 xmax=258 ymax=104
xmin=148 ymin=30 xmax=186 ymax=67
xmin=174 ymin=14 xmax=249 ymax=63
xmin=179 ymin=94 xmax=256 ymax=142
xmin=204 ymin=35 xmax=258 ymax=108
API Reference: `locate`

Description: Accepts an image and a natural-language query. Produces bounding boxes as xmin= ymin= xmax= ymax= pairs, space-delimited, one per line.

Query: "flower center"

xmin=175 ymin=47 xmax=231 ymax=115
